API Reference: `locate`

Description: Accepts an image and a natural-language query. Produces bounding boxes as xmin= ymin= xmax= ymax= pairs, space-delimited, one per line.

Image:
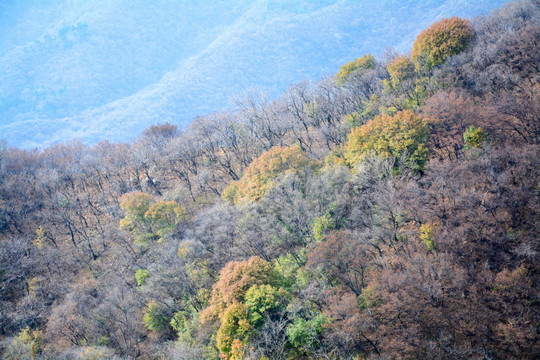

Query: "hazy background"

xmin=0 ymin=0 xmax=509 ymax=149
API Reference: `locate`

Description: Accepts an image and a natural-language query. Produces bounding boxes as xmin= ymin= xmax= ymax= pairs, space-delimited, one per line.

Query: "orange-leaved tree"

xmin=412 ymin=17 xmax=473 ymax=71
xmin=222 ymin=145 xmax=316 ymax=204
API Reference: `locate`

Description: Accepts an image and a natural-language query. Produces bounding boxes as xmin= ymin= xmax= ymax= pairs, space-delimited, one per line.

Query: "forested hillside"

xmin=0 ymin=1 xmax=539 ymax=359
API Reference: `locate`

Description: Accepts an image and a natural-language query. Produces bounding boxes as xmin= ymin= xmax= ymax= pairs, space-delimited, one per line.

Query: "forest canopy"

xmin=0 ymin=1 xmax=539 ymax=359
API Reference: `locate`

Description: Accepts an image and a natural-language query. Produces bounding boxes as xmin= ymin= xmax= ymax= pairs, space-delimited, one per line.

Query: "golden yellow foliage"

xmin=386 ymin=55 xmax=415 ymax=86
xmin=216 ymin=303 xmax=251 ymax=359
xmin=420 ymin=223 xmax=437 ymax=251
xmin=344 ymin=110 xmax=429 ymax=171
xmin=34 ymin=226 xmax=45 ymax=249
xmin=223 ymin=145 xmax=315 ymax=204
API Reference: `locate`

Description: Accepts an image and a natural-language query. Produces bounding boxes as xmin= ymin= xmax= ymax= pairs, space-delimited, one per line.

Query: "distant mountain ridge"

xmin=0 ymin=0 xmax=509 ymax=149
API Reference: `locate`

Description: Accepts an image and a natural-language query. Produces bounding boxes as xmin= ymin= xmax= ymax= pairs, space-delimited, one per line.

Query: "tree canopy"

xmin=412 ymin=16 xmax=474 ymax=70
xmin=222 ymin=145 xmax=316 ymax=204
xmin=0 ymin=2 xmax=538 ymax=360
xmin=345 ymin=110 xmax=430 ymax=171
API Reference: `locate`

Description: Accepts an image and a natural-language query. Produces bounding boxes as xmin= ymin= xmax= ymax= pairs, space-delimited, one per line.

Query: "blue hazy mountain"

xmin=0 ymin=0 xmax=509 ymax=149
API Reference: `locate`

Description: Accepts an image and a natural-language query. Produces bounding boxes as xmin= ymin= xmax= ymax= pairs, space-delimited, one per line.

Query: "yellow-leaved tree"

xmin=345 ymin=110 xmax=429 ymax=172
xmin=119 ymin=191 xmax=185 ymax=245
xmin=335 ymin=54 xmax=377 ymax=85
xmin=200 ymin=257 xmax=289 ymax=360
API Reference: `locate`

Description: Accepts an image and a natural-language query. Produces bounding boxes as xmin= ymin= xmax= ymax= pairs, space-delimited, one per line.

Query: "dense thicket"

xmin=1 ymin=1 xmax=539 ymax=359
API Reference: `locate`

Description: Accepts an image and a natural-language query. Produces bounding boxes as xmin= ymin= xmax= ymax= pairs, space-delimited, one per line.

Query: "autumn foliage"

xmin=412 ymin=16 xmax=474 ymax=70
xmin=201 ymin=257 xmax=288 ymax=359
xmin=1 ymin=2 xmax=539 ymax=360
xmin=386 ymin=55 xmax=415 ymax=86
xmin=335 ymin=54 xmax=377 ymax=85
xmin=120 ymin=191 xmax=184 ymax=244
xmin=222 ymin=145 xmax=315 ymax=204
xmin=345 ymin=110 xmax=429 ymax=171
